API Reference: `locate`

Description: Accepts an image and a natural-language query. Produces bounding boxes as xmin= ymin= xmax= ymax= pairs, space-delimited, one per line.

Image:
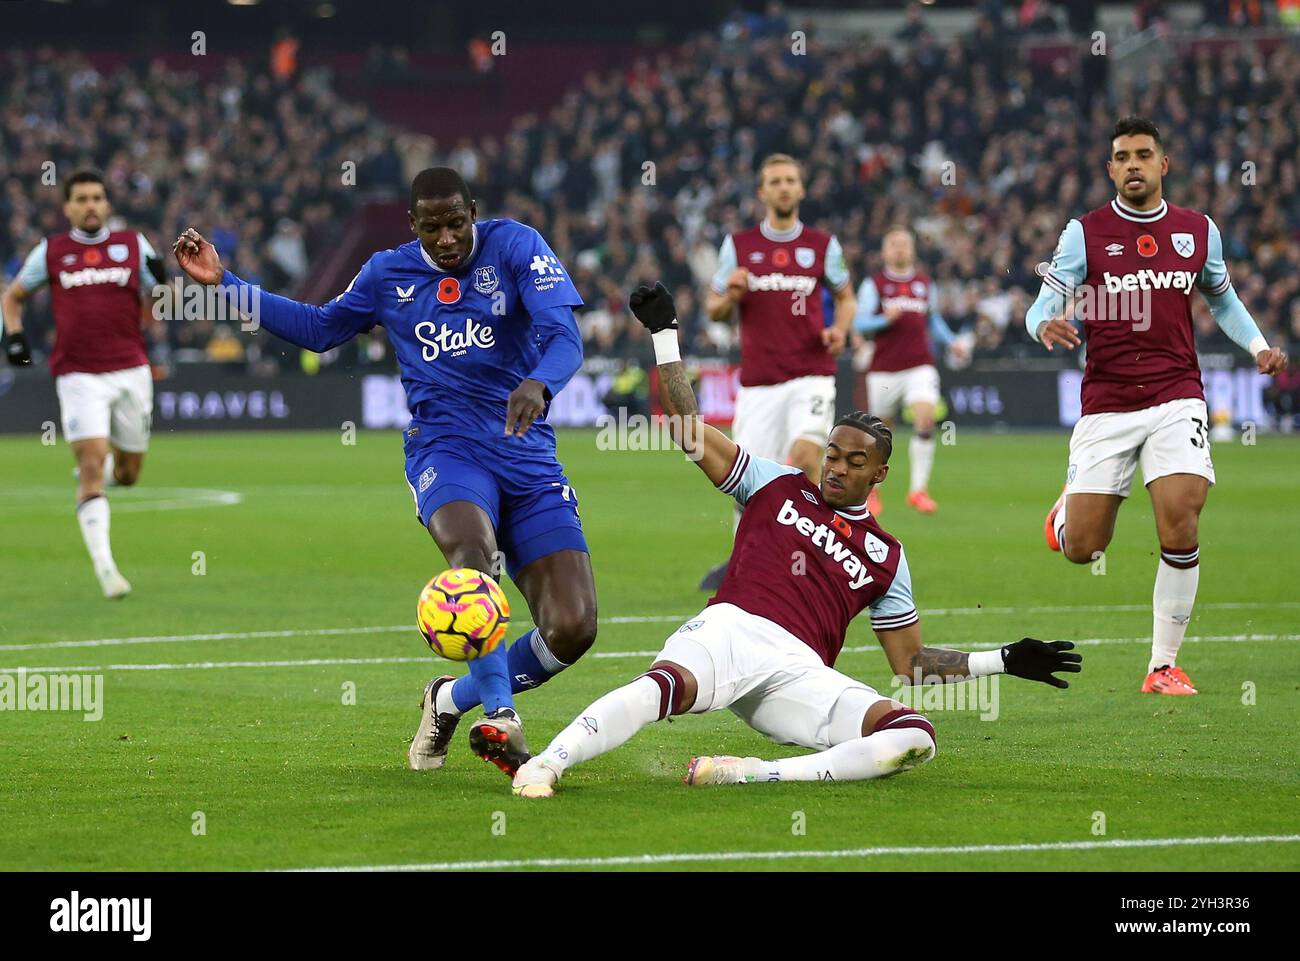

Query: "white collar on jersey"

xmin=418 ymin=223 xmax=479 ymax=273
xmin=70 ymin=226 xmax=110 ymax=245
xmin=835 ymin=501 xmax=870 ymax=521
xmin=882 ymin=266 xmax=917 ymax=283
xmin=759 ymin=218 xmax=804 ymax=243
xmin=1110 ymin=196 xmax=1168 ymax=223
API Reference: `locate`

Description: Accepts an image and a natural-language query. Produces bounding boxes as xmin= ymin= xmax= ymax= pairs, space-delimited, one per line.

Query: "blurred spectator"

xmin=3 ymin=12 xmax=1297 ymax=379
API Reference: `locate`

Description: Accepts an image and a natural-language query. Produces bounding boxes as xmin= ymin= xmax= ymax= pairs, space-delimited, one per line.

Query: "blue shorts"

xmin=402 ymin=426 xmax=588 ymax=580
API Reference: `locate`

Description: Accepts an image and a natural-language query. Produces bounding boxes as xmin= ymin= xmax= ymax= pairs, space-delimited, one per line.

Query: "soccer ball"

xmin=417 ymin=568 xmax=510 ymax=661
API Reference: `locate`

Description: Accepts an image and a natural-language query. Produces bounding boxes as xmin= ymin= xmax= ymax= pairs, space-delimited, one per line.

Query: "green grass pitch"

xmin=1 ymin=427 xmax=1297 ymax=871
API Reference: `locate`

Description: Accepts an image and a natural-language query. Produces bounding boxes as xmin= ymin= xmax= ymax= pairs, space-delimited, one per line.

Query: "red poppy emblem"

xmin=84 ymin=249 xmax=101 ymax=265
xmin=1136 ymin=234 xmax=1158 ymax=257
xmin=831 ymin=515 xmax=852 ymax=539
xmin=437 ymin=277 xmax=461 ymax=303
xmin=772 ymin=248 xmax=790 ymax=268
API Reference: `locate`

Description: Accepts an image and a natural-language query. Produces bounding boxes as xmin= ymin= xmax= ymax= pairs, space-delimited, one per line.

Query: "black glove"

xmin=628 ymin=282 xmax=678 ymax=334
xmin=5 ymin=331 xmax=31 ymax=366
xmin=1001 ymin=637 xmax=1082 ymax=689
xmin=146 ymin=255 xmax=167 ymax=287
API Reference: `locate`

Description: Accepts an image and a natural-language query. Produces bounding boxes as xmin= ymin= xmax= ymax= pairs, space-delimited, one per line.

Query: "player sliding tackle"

xmin=512 ymin=283 xmax=1081 ymax=797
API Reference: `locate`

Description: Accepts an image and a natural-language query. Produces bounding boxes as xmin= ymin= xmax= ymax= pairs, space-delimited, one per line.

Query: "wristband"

xmin=652 ymin=327 xmax=681 ymax=365
xmin=1248 ymin=335 xmax=1269 ymax=358
xmin=968 ymin=648 xmax=1006 ymax=677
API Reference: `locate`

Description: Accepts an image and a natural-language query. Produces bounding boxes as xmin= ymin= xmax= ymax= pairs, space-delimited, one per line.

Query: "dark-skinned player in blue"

xmin=172 ymin=167 xmax=596 ymax=778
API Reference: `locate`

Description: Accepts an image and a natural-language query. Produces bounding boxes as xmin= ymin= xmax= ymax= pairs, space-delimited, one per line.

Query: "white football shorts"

xmin=1066 ymin=397 xmax=1216 ymax=498
xmin=731 ymin=374 xmax=835 ymax=463
xmin=866 ymin=364 xmax=941 ymax=422
xmin=55 ymin=364 xmax=153 ymax=452
xmin=654 ymin=602 xmax=890 ymax=750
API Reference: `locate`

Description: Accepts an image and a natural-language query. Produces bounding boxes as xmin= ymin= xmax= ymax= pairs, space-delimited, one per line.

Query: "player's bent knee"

xmin=642 ymin=661 xmax=697 ymax=717
xmin=541 ymin=608 xmax=598 ymax=662
xmin=867 ymin=705 xmax=938 ymax=771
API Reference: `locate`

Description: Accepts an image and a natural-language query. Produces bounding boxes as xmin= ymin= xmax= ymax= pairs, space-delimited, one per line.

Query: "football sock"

xmin=76 ymin=494 xmax=117 ymax=575
xmin=1150 ymin=545 xmax=1199 ymax=673
xmin=445 ymin=629 xmax=571 ymax=715
xmin=508 ymin=628 xmax=570 ymax=690
xmin=756 ymin=710 xmax=936 ymax=782
xmin=909 ymin=433 xmax=935 ymax=493
xmin=539 ymin=672 xmax=678 ymax=775
xmin=453 ymin=645 xmax=513 ymax=715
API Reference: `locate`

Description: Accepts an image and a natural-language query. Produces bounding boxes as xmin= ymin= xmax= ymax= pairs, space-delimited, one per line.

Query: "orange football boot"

xmin=906 ymin=490 xmax=938 ymax=513
xmin=867 ymin=486 xmax=883 ymax=516
xmin=1141 ymin=665 xmax=1198 ymax=695
xmin=1044 ymin=488 xmax=1066 ymax=552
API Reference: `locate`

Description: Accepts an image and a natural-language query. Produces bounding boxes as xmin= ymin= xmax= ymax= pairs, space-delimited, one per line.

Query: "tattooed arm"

xmin=875 ymin=622 xmax=976 ymax=684
xmin=656 ymin=357 xmax=741 ymax=488
xmin=630 ymin=281 xmax=741 ymax=488
xmin=876 ymin=622 xmax=1083 ymax=688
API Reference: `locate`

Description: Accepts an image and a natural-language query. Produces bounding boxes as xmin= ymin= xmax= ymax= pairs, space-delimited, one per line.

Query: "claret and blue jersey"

xmin=221 ymin=218 xmax=589 ymax=577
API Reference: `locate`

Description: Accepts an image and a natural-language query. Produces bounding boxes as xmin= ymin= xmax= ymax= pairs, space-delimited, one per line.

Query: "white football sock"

xmin=434 ymin=679 xmax=460 ymax=716
xmin=1150 ymin=547 xmax=1199 ymax=673
xmin=77 ymin=495 xmax=117 ymax=575
xmin=538 ymin=676 xmax=662 ymax=775
xmin=756 ymin=727 xmax=936 ymax=782
xmin=909 ymin=434 xmax=935 ymax=493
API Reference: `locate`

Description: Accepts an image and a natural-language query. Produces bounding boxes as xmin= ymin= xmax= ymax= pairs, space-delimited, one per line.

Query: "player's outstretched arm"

xmin=877 ymin=622 xmax=1082 ymax=689
xmin=173 ymin=226 xmax=373 ymax=353
xmin=629 ymin=282 xmax=740 ymax=487
xmin=2 ymin=280 xmax=33 ymax=366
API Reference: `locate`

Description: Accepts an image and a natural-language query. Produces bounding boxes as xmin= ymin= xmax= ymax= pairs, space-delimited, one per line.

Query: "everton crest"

xmin=473 ymin=265 xmax=500 ymax=295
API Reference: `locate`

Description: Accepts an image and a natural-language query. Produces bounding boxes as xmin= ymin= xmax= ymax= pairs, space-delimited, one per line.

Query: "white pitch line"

xmin=3 ymin=633 xmax=1296 ymax=675
xmin=4 ymin=601 xmax=1294 ymax=653
xmin=288 ymin=833 xmax=1300 ymax=872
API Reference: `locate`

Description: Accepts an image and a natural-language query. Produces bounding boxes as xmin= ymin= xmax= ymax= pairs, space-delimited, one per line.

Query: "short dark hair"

xmin=833 ymin=411 xmax=893 ymax=463
xmin=410 ymin=167 xmax=471 ymax=212
xmin=65 ymin=169 xmax=106 ymax=201
xmin=1111 ymin=116 xmax=1162 ymax=150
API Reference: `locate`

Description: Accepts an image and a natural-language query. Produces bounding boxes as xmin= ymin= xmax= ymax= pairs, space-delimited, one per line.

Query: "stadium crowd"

xmin=2 ymin=5 xmax=1298 ymax=386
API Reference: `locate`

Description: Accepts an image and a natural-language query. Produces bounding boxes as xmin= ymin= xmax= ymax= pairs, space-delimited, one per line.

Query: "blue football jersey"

xmin=260 ymin=218 xmax=584 ymax=446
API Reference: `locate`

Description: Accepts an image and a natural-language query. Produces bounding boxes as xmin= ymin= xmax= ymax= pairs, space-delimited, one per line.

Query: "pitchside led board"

xmin=0 ymin=357 xmax=1273 ymax=436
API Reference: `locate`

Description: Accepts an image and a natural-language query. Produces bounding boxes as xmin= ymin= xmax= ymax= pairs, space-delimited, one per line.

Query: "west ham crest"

xmin=1171 ymin=232 xmax=1195 ymax=258
xmin=107 ymin=244 xmax=129 ymax=263
xmin=794 ymin=246 xmax=815 ymax=269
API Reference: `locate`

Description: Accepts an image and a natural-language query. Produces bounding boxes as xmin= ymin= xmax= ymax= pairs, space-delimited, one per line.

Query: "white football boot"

xmin=408 ymin=675 xmax=460 ymax=770
xmin=684 ymin=755 xmax=759 ymax=786
xmin=96 ymin=567 xmax=131 ymax=600
xmin=512 ymin=756 xmax=563 ymax=798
